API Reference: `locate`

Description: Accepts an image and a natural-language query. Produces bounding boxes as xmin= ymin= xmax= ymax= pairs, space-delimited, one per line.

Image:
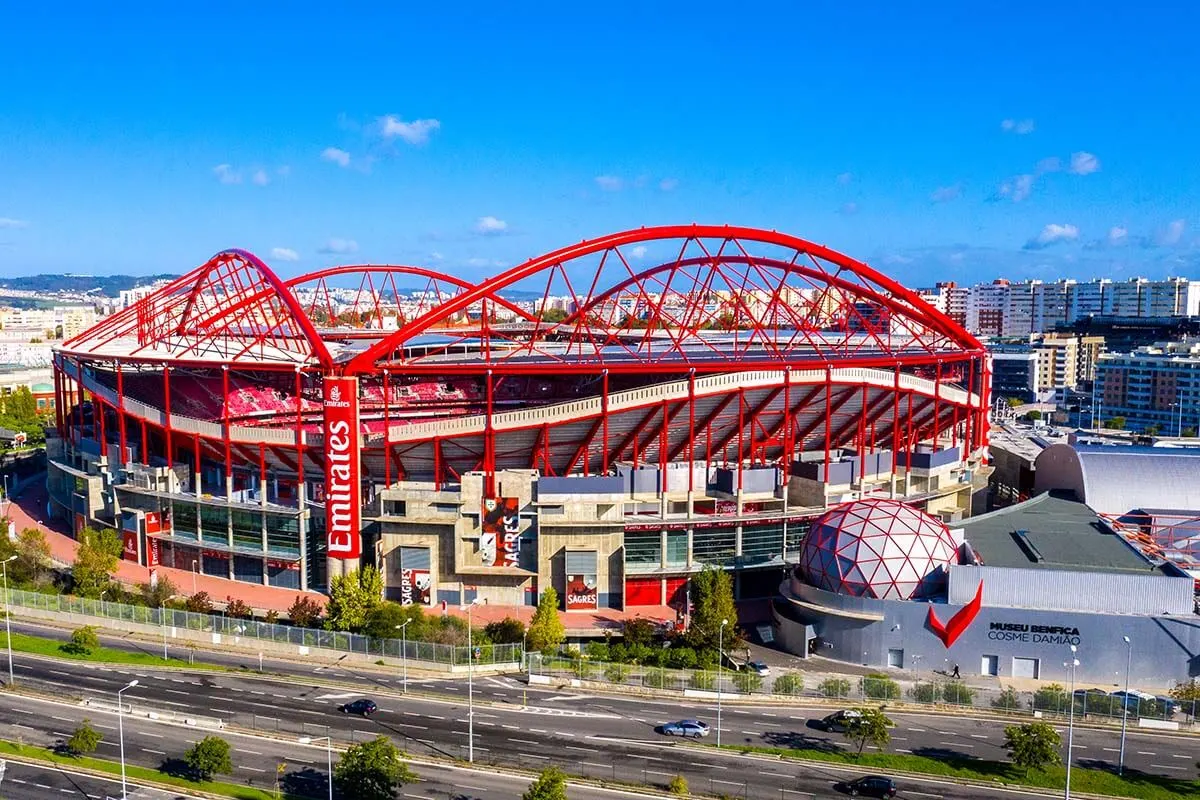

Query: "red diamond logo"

xmin=926 ymin=580 xmax=983 ymax=648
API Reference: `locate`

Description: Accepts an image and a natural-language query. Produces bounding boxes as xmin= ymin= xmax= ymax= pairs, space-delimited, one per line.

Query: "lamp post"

xmin=1119 ymin=636 xmax=1131 ymax=775
xmin=1065 ymin=645 xmax=1079 ymax=800
xmin=911 ymin=654 xmax=923 ymax=691
xmin=298 ymin=736 xmax=333 ymax=800
xmin=394 ymin=620 xmax=411 ymax=694
xmin=191 ymin=558 xmax=198 ymax=593
xmin=717 ymin=618 xmax=728 ymax=748
xmin=1 ymin=555 xmax=15 ymax=687
xmin=1172 ymin=402 xmax=1184 ymax=438
xmin=464 ymin=598 xmax=480 ymax=762
xmin=118 ymin=679 xmax=139 ymax=798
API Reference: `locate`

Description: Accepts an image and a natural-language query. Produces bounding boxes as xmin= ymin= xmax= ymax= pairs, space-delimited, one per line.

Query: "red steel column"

xmin=294 ymin=367 xmax=305 ymax=493
xmin=382 ymin=369 xmax=391 ymax=487
xmin=601 ymin=370 xmax=610 ymax=474
xmin=116 ymin=365 xmax=127 ymax=463
xmin=484 ymin=370 xmax=495 ymax=496
xmin=222 ymin=366 xmax=232 ymax=494
xmin=932 ymin=361 xmax=942 ymax=449
xmin=162 ymin=366 xmax=173 ymax=466
xmin=823 ymin=367 xmax=833 ymax=469
xmin=687 ymin=370 xmax=696 ymax=494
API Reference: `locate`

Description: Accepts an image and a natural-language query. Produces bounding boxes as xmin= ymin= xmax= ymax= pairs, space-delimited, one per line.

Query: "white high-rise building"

xmin=1002 ymin=281 xmax=1038 ymax=337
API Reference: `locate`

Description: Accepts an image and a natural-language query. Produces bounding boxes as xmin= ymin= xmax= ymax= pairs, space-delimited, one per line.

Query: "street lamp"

xmin=911 ymin=654 xmax=923 ymax=690
xmin=1 ymin=554 xmax=15 ymax=687
xmin=717 ymin=618 xmax=728 ymax=748
xmin=191 ymin=558 xmax=198 ymax=593
xmin=394 ymin=620 xmax=411 ymax=694
xmin=1119 ymin=636 xmax=1131 ymax=775
xmin=298 ymin=735 xmax=333 ymax=800
xmin=1172 ymin=402 xmax=1184 ymax=438
xmin=118 ymin=679 xmax=139 ymax=799
xmin=1065 ymin=645 xmax=1079 ymax=800
xmin=463 ymin=598 xmax=481 ymax=762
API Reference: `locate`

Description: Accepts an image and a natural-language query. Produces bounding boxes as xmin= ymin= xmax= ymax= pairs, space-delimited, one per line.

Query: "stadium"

xmin=48 ymin=224 xmax=992 ymax=617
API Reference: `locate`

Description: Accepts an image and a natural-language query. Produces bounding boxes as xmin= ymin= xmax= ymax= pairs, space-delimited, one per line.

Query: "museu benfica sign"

xmin=324 ymin=377 xmax=362 ymax=559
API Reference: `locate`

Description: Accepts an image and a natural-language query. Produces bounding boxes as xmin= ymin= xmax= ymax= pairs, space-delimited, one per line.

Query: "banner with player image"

xmin=480 ymin=496 xmax=520 ymax=568
xmin=566 ymin=573 xmax=598 ymax=610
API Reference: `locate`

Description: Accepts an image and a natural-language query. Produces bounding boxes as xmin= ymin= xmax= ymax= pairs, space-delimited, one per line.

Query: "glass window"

xmin=171 ymin=500 xmax=198 ymax=541
xmin=231 ymin=510 xmax=261 ymax=551
xmin=199 ymin=504 xmax=227 ymax=544
xmin=692 ymin=527 xmax=737 ymax=566
xmin=665 ymin=530 xmax=688 ymax=566
xmin=624 ymin=531 xmax=661 ymax=565
xmin=266 ymin=514 xmax=301 ymax=556
xmin=741 ymin=524 xmax=784 ymax=564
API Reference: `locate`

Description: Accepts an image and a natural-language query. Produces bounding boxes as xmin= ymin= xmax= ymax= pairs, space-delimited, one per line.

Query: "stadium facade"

xmin=48 ymin=225 xmax=993 ymax=613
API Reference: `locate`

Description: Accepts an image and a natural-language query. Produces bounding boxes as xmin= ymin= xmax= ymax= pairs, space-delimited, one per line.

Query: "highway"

xmin=2 ymin=642 xmax=1198 ymax=799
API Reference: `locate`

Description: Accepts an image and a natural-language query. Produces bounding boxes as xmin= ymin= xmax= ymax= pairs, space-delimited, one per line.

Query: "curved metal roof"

xmin=1034 ymin=443 xmax=1200 ymax=516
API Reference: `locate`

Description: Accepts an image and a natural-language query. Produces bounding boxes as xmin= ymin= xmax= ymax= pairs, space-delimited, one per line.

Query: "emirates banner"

xmin=481 ymin=497 xmax=520 ymax=567
xmin=324 ymin=376 xmax=362 ymax=559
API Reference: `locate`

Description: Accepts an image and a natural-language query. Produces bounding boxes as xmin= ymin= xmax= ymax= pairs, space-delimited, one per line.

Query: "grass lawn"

xmin=0 ymin=739 xmax=293 ymax=799
xmin=5 ymin=630 xmax=224 ymax=671
xmin=723 ymin=742 xmax=1200 ymax=800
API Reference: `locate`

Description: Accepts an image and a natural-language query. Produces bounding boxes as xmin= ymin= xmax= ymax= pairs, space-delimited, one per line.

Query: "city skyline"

xmin=2 ymin=3 xmax=1199 ymax=285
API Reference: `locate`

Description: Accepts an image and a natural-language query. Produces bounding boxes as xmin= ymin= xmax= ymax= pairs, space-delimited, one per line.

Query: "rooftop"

xmin=953 ymin=492 xmax=1156 ymax=575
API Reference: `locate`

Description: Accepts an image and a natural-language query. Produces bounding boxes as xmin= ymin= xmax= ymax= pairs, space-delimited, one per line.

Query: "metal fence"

xmin=529 ymin=655 xmax=1194 ymax=726
xmin=5 ymin=586 xmax=523 ymax=667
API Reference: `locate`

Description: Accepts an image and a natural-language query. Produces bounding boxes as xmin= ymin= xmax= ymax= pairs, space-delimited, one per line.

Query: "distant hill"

xmin=0 ymin=273 xmax=179 ymax=295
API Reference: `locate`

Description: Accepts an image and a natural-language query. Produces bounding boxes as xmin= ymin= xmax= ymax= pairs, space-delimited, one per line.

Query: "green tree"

xmin=326 ymin=566 xmax=384 ymax=632
xmin=71 ymin=527 xmax=121 ymax=598
xmin=668 ymin=775 xmax=689 ymax=795
xmin=843 ymin=707 xmax=892 ymax=757
xmin=288 ymin=595 xmax=324 ymax=628
xmin=5 ymin=386 xmax=37 ymax=424
xmin=773 ymin=673 xmax=804 ymax=696
xmin=62 ymin=625 xmax=100 ymax=656
xmin=1003 ymin=722 xmax=1062 ymax=774
xmin=1181 ymin=427 xmax=1197 ymax=438
xmin=522 ymin=766 xmax=569 ymax=800
xmin=527 ymin=587 xmax=565 ymax=653
xmin=333 ymin=735 xmax=416 ymax=800
xmin=1032 ymin=683 xmax=1069 ymax=713
xmin=1026 ymin=409 xmax=1042 ymax=421
xmin=604 ymin=662 xmax=630 ymax=683
xmin=733 ymin=671 xmax=763 ymax=693
xmin=1145 ymin=424 xmax=1160 ymax=436
xmin=15 ymin=528 xmax=51 ymax=586
xmin=225 ymin=596 xmax=252 ymax=619
xmin=942 ymin=681 xmax=977 ymax=705
xmin=687 ymin=566 xmax=737 ymax=652
xmin=992 ymin=686 xmax=1023 ymax=711
xmin=140 ymin=575 xmax=177 ymax=608
xmin=909 ymin=682 xmax=940 ymax=703
xmin=64 ymin=718 xmax=102 ymax=757
xmin=861 ymin=673 xmax=901 ymax=700
xmin=536 ymin=308 xmax=570 ymax=323
xmin=622 ymin=616 xmax=657 ymax=648
xmin=1170 ymin=679 xmax=1200 ymax=720
xmin=185 ymin=591 xmax=214 ymax=614
xmin=484 ymin=616 xmax=526 ymax=644
xmin=1104 ymin=416 xmax=1126 ymax=430
xmin=363 ymin=601 xmax=418 ymax=640
xmin=184 ymin=735 xmax=232 ymax=781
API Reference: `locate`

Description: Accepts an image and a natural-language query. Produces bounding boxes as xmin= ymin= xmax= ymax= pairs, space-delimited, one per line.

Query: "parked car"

xmin=746 ymin=660 xmax=771 ymax=676
xmin=835 ymin=775 xmax=898 ymax=798
xmin=1110 ymin=690 xmax=1156 ymax=710
xmin=817 ymin=710 xmax=862 ymax=733
xmin=339 ymin=699 xmax=378 ymax=716
xmin=1153 ymin=695 xmax=1179 ymax=715
xmin=659 ymin=719 xmax=711 ymax=738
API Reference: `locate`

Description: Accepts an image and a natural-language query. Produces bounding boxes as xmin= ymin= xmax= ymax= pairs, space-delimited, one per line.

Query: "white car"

xmin=746 ymin=660 xmax=771 ymax=676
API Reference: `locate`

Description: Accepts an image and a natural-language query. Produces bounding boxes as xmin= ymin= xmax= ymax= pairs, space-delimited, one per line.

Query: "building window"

xmin=624 ymin=531 xmax=661 ymax=565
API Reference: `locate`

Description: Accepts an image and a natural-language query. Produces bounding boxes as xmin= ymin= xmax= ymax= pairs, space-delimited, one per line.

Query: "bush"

xmin=185 ymin=591 xmax=213 ymax=614
xmin=604 ymin=663 xmax=630 ymax=683
xmin=688 ymin=670 xmax=716 ymax=690
xmin=1032 ymin=683 xmax=1068 ymax=713
xmin=942 ymin=681 xmax=976 ymax=705
xmin=668 ymin=775 xmax=689 ymax=795
xmin=908 ymin=682 xmax=940 ymax=703
xmin=139 ymin=576 xmax=177 ymax=609
xmin=225 ymin=596 xmax=252 ymax=619
xmin=184 ymin=735 xmax=232 ymax=781
xmin=61 ymin=625 xmax=100 ymax=656
xmin=623 ymin=617 xmax=658 ymax=648
xmin=773 ymin=673 xmax=804 ymax=696
xmin=288 ymin=595 xmax=323 ymax=628
xmin=264 ymin=609 xmax=279 ymax=624
xmin=665 ymin=646 xmax=699 ymax=670
xmin=583 ymin=641 xmax=610 ymax=661
xmin=862 ymin=673 xmax=901 ymax=700
xmin=484 ymin=616 xmax=526 ymax=644
xmin=733 ymin=671 xmax=764 ymax=693
xmin=819 ymin=677 xmax=852 ymax=698
xmin=644 ymin=667 xmax=670 ymax=690
xmin=992 ymin=686 xmax=1023 ymax=711
xmin=65 ymin=719 xmax=102 ymax=756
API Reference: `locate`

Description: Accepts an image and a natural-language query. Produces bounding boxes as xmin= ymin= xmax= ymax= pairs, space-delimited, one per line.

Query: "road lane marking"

xmin=509 ymin=738 xmax=539 ymax=745
xmin=940 ymin=741 xmax=972 ymax=749
xmin=1151 ymin=764 xmax=1187 ymax=771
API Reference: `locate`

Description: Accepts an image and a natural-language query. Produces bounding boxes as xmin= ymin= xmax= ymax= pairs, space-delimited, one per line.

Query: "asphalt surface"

xmin=0 ymin=760 xmax=200 ymax=799
xmin=1 ymin=643 xmax=1197 ymax=800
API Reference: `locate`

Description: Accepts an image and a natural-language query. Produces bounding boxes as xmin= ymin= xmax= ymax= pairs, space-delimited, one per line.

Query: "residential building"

xmin=1068 ymin=279 xmax=1111 ymax=321
xmin=1002 ymin=281 xmax=1038 ymax=337
xmin=1096 ymin=338 xmax=1200 ymax=435
xmin=990 ymin=351 xmax=1040 ymax=402
xmin=1033 ymin=280 xmax=1072 ymax=333
xmin=966 ymin=280 xmax=1008 ymax=336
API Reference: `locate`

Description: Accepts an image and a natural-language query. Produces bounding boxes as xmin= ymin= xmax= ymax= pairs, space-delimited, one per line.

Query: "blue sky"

xmin=2 ymin=2 xmax=1198 ymax=286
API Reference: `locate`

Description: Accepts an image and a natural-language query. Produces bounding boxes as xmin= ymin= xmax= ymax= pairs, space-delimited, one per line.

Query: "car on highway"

xmin=816 ymin=709 xmax=861 ymax=732
xmin=339 ymin=699 xmax=378 ymax=716
xmin=835 ymin=775 xmax=898 ymax=798
xmin=745 ymin=660 xmax=771 ymax=676
xmin=658 ymin=719 xmax=711 ymax=738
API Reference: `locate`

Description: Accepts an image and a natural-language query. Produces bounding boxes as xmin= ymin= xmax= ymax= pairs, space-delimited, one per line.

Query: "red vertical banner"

xmin=121 ymin=529 xmax=139 ymax=562
xmin=324 ymin=376 xmax=362 ymax=559
xmin=481 ymin=497 xmax=520 ymax=567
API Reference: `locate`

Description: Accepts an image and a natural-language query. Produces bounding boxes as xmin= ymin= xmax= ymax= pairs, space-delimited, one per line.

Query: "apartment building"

xmin=1096 ymin=338 xmax=1200 ymax=434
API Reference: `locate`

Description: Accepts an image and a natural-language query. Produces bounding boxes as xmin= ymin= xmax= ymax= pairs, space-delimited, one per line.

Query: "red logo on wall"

xmin=565 ymin=574 xmax=598 ymax=611
xmin=926 ymin=581 xmax=984 ymax=648
xmin=324 ymin=376 xmax=362 ymax=559
xmin=147 ymin=536 xmax=161 ymax=567
xmin=400 ymin=568 xmax=432 ymax=606
xmin=481 ymin=497 xmax=520 ymax=567
xmin=121 ymin=530 xmax=139 ymax=562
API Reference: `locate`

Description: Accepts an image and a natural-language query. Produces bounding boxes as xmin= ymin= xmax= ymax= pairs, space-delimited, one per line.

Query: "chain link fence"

xmin=5 ymin=586 xmax=522 ymax=667
xmin=529 ymin=655 xmax=1194 ymax=726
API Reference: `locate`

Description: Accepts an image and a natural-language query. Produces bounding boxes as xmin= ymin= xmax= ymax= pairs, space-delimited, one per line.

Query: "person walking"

xmin=951 ymin=663 xmax=961 ymax=679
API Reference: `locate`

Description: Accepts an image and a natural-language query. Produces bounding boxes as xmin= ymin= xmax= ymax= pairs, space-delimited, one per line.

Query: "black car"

xmin=339 ymin=699 xmax=378 ymax=716
xmin=837 ymin=776 xmax=897 ymax=798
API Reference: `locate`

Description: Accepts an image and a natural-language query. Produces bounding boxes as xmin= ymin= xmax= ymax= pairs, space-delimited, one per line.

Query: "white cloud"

xmin=1025 ymin=223 xmax=1080 ymax=250
xmin=1107 ymin=226 xmax=1128 ymax=246
xmin=318 ymin=238 xmax=359 ymax=255
xmin=1035 ymin=157 xmax=1062 ymax=174
xmin=930 ymin=184 xmax=961 ymax=203
xmin=659 ymin=178 xmax=679 ymax=192
xmin=270 ymin=247 xmax=300 ymax=262
xmin=212 ymin=164 xmax=242 ymax=185
xmin=1069 ymin=151 xmax=1100 ymax=175
xmin=379 ymin=115 xmax=441 ymax=145
xmin=1156 ymin=219 xmax=1186 ymax=247
xmin=997 ymin=173 xmax=1035 ymax=202
xmin=836 ymin=172 xmax=853 ymax=185
xmin=252 ymin=169 xmax=270 ymax=187
xmin=0 ymin=218 xmax=29 ymax=229
xmin=1001 ymin=118 xmax=1035 ymax=134
xmin=595 ymin=175 xmax=624 ymax=192
xmin=838 ymin=202 xmax=859 ymax=215
xmin=630 ymin=245 xmax=648 ymax=259
xmin=321 ymin=147 xmax=351 ymax=168
xmin=474 ymin=216 xmax=509 ymax=235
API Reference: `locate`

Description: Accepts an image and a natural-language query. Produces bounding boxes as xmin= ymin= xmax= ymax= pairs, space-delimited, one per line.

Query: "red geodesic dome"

xmin=798 ymin=499 xmax=963 ymax=600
